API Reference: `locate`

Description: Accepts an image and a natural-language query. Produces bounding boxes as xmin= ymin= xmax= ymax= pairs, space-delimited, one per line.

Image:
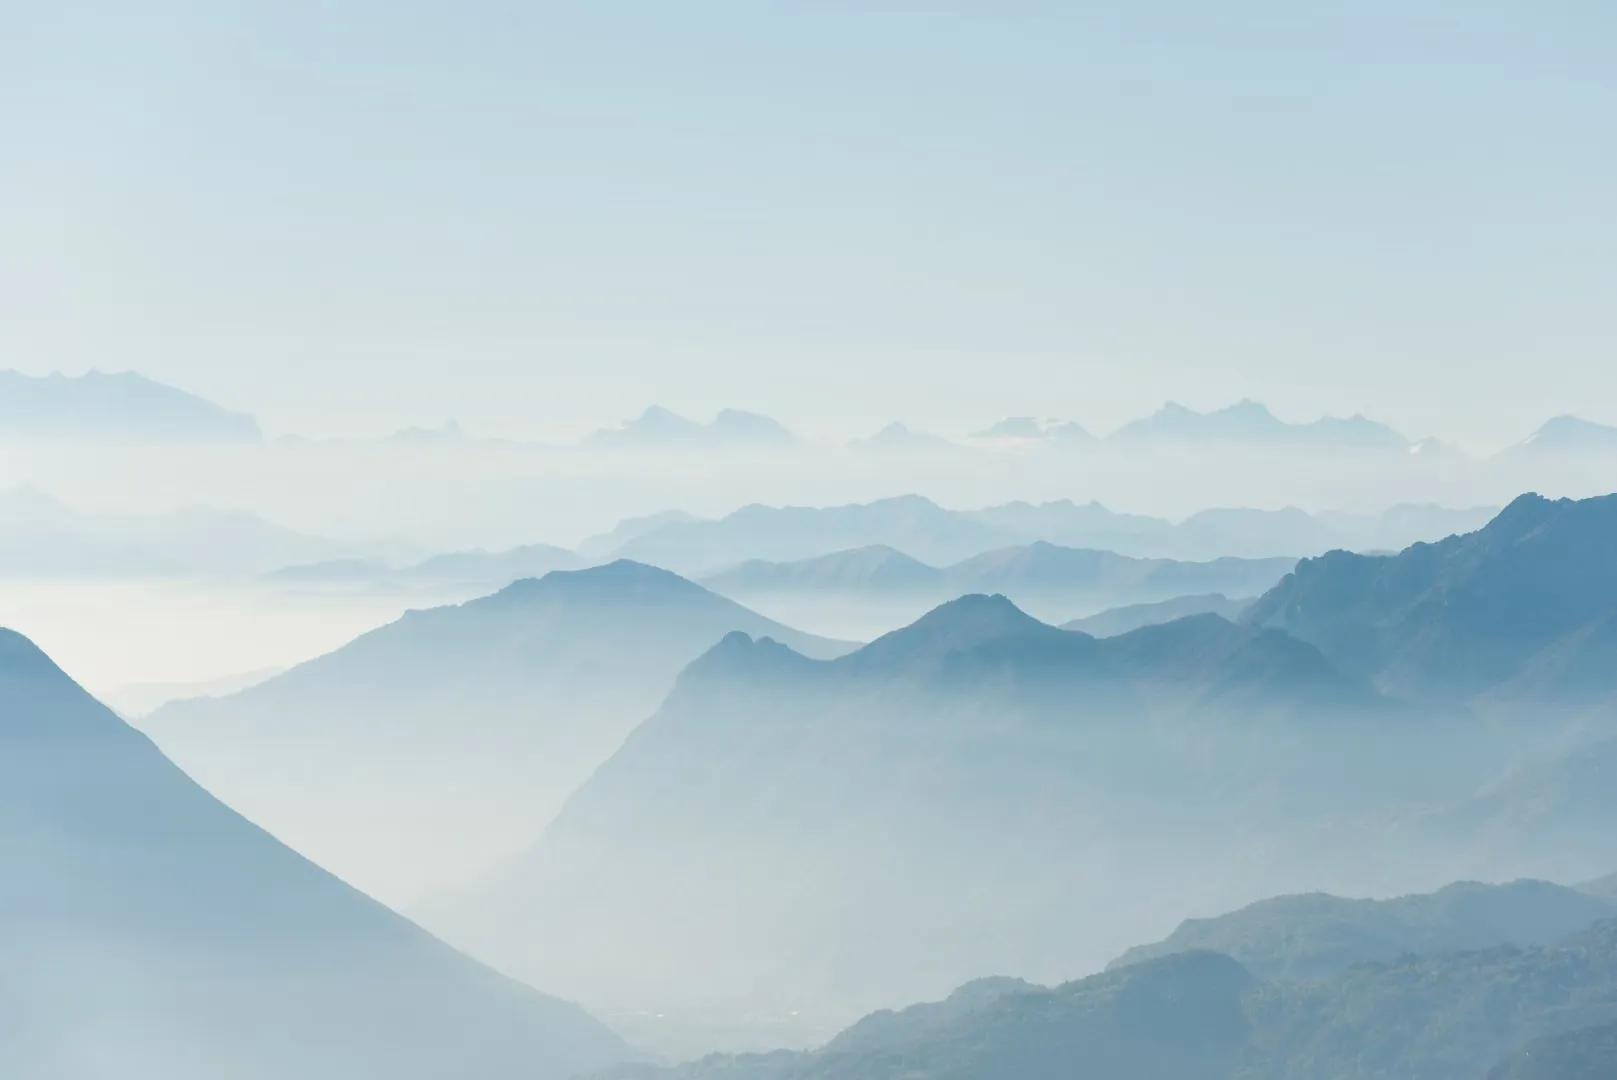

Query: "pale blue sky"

xmin=5 ymin=2 xmax=1613 ymax=445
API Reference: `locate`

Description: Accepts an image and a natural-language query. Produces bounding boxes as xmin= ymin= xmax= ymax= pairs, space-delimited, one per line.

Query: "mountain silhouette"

xmin=1245 ymin=493 xmax=1617 ymax=704
xmin=0 ymin=627 xmax=631 ymax=1080
xmin=1108 ymin=400 xmax=1409 ymax=452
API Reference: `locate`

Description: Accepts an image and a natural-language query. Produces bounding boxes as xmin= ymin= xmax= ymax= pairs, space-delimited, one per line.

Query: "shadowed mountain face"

xmin=1245 ymin=493 xmax=1617 ymax=706
xmin=0 ymin=370 xmax=261 ymax=443
xmin=0 ymin=628 xmax=631 ymax=1080
xmin=440 ymin=596 xmax=1420 ymax=1039
xmin=1109 ymin=879 xmax=1617 ymax=983
xmin=146 ymin=561 xmax=851 ymax=904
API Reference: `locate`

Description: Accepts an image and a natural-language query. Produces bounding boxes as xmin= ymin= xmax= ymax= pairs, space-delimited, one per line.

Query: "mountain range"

xmin=701 ymin=542 xmax=1295 ymax=632
xmin=585 ymin=406 xmax=798 ymax=450
xmin=0 ymin=627 xmax=631 ymax=1080
xmin=596 ymin=494 xmax=1497 ymax=575
xmin=600 ymin=878 xmax=1617 ymax=1080
xmin=436 ymin=594 xmax=1418 ymax=1043
xmin=266 ymin=542 xmax=583 ymax=592
xmin=1246 ymin=492 xmax=1617 ymax=706
xmin=0 ymin=487 xmax=352 ymax=577
xmin=0 ymin=370 xmax=261 ymax=443
xmin=146 ymin=561 xmax=852 ymax=903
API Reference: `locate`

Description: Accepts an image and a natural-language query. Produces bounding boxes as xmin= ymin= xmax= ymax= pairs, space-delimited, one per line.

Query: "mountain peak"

xmin=847 ymin=593 xmax=1061 ymax=670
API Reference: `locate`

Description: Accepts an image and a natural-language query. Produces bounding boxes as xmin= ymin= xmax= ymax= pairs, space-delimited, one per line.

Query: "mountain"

xmin=703 ymin=540 xmax=1294 ymax=631
xmin=1108 ymin=399 xmax=1410 ymax=453
xmin=1503 ymin=415 xmax=1617 ymax=458
xmin=971 ymin=417 xmax=1095 ymax=443
xmin=601 ymin=912 xmax=1617 ymax=1080
xmin=602 ymin=952 xmax=1257 ymax=1080
xmin=585 ymin=406 xmax=797 ymax=449
xmin=848 ymin=422 xmax=960 ymax=453
xmin=146 ymin=561 xmax=851 ymax=904
xmin=1245 ymin=492 xmax=1617 ymax=704
xmin=611 ymin=496 xmax=1013 ymax=575
xmin=0 ymin=369 xmax=261 ymax=443
xmin=601 ymin=496 xmax=1494 ymax=575
xmin=1109 ymin=879 xmax=1617 ymax=983
xmin=1582 ymin=872 xmax=1617 ymax=903
xmin=0 ymin=487 xmax=350 ymax=577
xmin=1064 ymin=593 xmax=1251 ymax=637
xmin=268 ymin=544 xmax=584 ymax=591
xmin=0 ymin=627 xmax=631 ymax=1080
xmin=441 ymin=597 xmax=1394 ymax=1041
xmin=1489 ymin=1019 xmax=1617 ymax=1079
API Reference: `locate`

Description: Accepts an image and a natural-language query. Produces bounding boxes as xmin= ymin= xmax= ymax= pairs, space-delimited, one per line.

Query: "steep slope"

xmin=1245 ymin=492 xmax=1617 ymax=704
xmin=147 ymin=560 xmax=851 ymax=903
xmin=0 ymin=369 xmax=261 ymax=443
xmin=0 ymin=628 xmax=631 ymax=1080
xmin=443 ymin=598 xmax=1392 ymax=1040
xmin=1110 ymin=879 xmax=1617 ymax=982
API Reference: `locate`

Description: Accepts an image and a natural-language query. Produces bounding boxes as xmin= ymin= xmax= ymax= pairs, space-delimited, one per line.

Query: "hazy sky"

xmin=6 ymin=2 xmax=1614 ymax=447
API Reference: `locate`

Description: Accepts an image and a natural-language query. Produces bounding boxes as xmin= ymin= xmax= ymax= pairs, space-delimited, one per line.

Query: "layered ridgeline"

xmin=596 ymin=495 xmax=1495 ymax=574
xmin=147 ymin=561 xmax=852 ymax=904
xmin=700 ymin=542 xmax=1293 ymax=637
xmin=0 ymin=628 xmax=631 ymax=1080
xmin=438 ymin=595 xmax=1441 ymax=1045
xmin=1246 ymin=492 xmax=1617 ymax=708
xmin=1064 ymin=593 xmax=1252 ymax=637
xmin=600 ymin=879 xmax=1617 ymax=1080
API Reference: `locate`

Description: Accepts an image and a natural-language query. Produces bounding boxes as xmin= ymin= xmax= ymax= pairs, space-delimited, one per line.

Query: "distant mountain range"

xmin=585 ymin=406 xmax=797 ymax=450
xmin=1109 ymin=399 xmax=1413 ymax=452
xmin=0 ymin=370 xmax=260 ymax=443
xmin=1064 ymin=593 xmax=1252 ymax=636
xmin=602 ymin=878 xmax=1617 ymax=1080
xmin=147 ymin=561 xmax=852 ymax=903
xmin=597 ymin=494 xmax=1497 ymax=574
xmin=266 ymin=542 xmax=583 ymax=592
xmin=1501 ymin=415 xmax=1617 ymax=458
xmin=0 ymin=627 xmax=632 ymax=1080
xmin=702 ymin=542 xmax=1294 ymax=629
xmin=0 ymin=487 xmax=352 ymax=577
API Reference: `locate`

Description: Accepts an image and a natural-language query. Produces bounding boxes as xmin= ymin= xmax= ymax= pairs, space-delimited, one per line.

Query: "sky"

xmin=4 ymin=1 xmax=1614 ymax=447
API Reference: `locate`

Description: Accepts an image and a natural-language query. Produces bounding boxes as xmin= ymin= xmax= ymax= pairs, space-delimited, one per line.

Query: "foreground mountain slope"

xmin=600 ymin=908 xmax=1617 ymax=1080
xmin=148 ymin=560 xmax=851 ymax=903
xmin=0 ymin=628 xmax=631 ymax=1080
xmin=1245 ymin=492 xmax=1617 ymax=703
xmin=1110 ymin=879 xmax=1617 ymax=982
xmin=442 ymin=598 xmax=1401 ymax=1041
